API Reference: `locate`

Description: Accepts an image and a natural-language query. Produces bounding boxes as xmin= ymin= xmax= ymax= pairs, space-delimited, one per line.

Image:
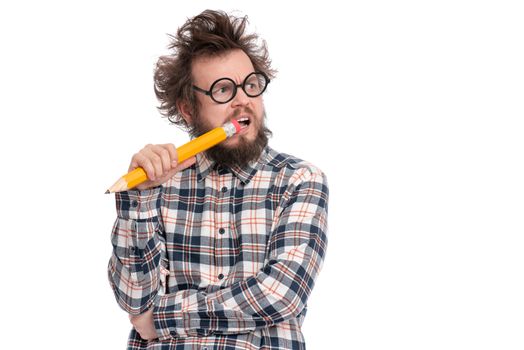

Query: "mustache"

xmin=228 ymin=106 xmax=256 ymax=121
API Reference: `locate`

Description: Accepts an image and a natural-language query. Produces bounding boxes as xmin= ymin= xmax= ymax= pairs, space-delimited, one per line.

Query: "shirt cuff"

xmin=153 ymin=292 xmax=183 ymax=340
xmin=153 ymin=291 xmax=213 ymax=340
xmin=115 ymin=187 xmax=162 ymax=220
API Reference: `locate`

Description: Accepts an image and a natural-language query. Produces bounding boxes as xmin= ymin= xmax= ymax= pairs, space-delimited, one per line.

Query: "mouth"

xmin=235 ymin=116 xmax=251 ymax=131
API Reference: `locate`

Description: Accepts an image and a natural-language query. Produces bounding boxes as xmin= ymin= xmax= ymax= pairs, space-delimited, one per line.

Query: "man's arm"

xmin=107 ymin=187 xmax=165 ymax=315
xmin=107 ymin=144 xmax=195 ymax=316
xmin=152 ymin=167 xmax=329 ymax=340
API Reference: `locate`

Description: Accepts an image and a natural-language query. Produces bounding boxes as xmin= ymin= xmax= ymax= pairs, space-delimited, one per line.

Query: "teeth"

xmin=237 ymin=117 xmax=249 ymax=122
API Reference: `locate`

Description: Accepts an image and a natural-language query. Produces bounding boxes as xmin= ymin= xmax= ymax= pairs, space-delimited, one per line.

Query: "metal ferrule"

xmin=222 ymin=121 xmax=237 ymax=138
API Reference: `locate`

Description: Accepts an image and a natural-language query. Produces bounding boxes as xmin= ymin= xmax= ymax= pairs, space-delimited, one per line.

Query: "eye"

xmin=213 ymin=84 xmax=232 ymax=95
xmin=245 ymin=79 xmax=260 ymax=92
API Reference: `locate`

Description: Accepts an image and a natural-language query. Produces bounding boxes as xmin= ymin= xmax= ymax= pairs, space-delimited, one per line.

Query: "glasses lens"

xmin=243 ymin=73 xmax=268 ymax=97
xmin=211 ymin=78 xmax=235 ymax=103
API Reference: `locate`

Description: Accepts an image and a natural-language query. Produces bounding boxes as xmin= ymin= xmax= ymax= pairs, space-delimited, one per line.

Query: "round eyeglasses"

xmin=192 ymin=72 xmax=270 ymax=104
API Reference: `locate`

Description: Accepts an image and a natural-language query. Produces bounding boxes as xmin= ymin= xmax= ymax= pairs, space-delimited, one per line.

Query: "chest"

xmin=160 ymin=172 xmax=286 ymax=290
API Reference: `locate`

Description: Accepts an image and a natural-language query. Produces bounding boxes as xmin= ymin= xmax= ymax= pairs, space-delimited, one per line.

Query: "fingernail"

xmin=172 ymin=160 xmax=178 ymax=167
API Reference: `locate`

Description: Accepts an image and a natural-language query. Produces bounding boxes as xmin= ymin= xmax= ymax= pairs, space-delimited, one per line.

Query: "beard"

xmin=190 ymin=107 xmax=272 ymax=169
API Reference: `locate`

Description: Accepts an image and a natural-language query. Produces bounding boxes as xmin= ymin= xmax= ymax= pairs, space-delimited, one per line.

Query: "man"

xmin=108 ymin=9 xmax=328 ymax=350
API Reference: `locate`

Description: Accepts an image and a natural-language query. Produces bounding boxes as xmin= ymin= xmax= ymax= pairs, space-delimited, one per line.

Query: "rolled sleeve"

xmin=108 ymin=187 xmax=166 ymax=315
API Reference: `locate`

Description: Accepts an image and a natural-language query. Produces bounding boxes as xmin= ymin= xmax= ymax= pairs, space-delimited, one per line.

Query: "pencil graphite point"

xmin=105 ymin=190 xmax=110 ymax=194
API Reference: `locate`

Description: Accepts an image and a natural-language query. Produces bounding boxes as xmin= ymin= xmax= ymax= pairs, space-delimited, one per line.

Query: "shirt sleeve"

xmin=107 ymin=187 xmax=166 ymax=315
xmin=152 ymin=168 xmax=329 ymax=340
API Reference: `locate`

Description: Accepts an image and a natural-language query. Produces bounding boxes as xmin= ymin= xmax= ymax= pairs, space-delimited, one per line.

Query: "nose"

xmin=231 ymin=85 xmax=250 ymax=107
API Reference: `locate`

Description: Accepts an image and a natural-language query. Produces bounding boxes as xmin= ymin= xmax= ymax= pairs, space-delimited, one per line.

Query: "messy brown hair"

xmin=154 ymin=10 xmax=277 ymax=129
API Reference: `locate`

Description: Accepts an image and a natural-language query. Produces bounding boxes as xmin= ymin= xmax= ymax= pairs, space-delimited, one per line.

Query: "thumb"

xmin=174 ymin=156 xmax=197 ymax=172
xmin=159 ymin=157 xmax=196 ymax=183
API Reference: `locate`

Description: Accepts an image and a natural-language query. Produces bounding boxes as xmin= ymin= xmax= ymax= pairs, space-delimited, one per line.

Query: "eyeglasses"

xmin=192 ymin=72 xmax=270 ymax=104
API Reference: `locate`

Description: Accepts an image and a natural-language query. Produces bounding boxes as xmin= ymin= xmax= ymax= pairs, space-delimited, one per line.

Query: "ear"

xmin=177 ymin=100 xmax=193 ymax=126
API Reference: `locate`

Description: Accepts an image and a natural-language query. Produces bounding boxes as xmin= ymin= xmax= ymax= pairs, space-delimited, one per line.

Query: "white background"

xmin=1 ymin=1 xmax=523 ymax=349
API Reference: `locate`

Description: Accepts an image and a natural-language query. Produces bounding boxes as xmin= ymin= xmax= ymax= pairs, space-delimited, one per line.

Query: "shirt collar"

xmin=195 ymin=146 xmax=271 ymax=185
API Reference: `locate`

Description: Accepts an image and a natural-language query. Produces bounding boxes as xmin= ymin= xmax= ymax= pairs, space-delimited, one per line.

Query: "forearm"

xmin=107 ymin=250 xmax=160 ymax=314
xmin=153 ymin=239 xmax=326 ymax=339
xmin=107 ymin=188 xmax=166 ymax=315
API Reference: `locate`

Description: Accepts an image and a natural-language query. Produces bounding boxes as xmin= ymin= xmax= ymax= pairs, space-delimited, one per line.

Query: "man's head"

xmin=154 ymin=10 xmax=276 ymax=168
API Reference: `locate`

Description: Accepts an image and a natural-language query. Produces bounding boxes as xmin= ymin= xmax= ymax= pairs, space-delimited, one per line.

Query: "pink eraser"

xmin=230 ymin=119 xmax=241 ymax=133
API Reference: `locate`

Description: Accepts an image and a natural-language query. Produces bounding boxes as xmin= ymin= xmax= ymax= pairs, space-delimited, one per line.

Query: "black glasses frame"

xmin=192 ymin=72 xmax=270 ymax=104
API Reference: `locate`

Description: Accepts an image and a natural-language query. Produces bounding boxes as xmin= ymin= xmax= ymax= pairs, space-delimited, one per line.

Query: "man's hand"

xmin=129 ymin=143 xmax=196 ymax=190
xmin=129 ymin=308 xmax=158 ymax=340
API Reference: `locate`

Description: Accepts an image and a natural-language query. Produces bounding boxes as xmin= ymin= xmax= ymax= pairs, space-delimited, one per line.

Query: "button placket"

xmin=215 ymin=173 xmax=234 ymax=284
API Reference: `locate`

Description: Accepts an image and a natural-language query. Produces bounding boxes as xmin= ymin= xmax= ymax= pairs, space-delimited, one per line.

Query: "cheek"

xmin=251 ymin=99 xmax=264 ymax=118
xmin=200 ymin=104 xmax=229 ymax=126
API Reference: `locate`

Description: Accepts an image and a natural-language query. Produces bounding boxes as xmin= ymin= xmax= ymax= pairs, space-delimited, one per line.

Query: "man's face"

xmin=192 ymin=50 xmax=264 ymax=147
xmin=188 ymin=49 xmax=269 ymax=167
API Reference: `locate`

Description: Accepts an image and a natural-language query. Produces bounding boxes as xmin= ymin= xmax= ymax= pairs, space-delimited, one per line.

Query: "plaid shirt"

xmin=108 ymin=146 xmax=329 ymax=349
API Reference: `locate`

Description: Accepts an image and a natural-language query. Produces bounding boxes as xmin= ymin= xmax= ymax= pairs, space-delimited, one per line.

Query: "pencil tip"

xmin=105 ymin=190 xmax=110 ymax=194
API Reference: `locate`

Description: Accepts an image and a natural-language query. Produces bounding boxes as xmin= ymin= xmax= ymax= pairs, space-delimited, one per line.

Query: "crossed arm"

xmin=108 ymin=169 xmax=328 ymax=341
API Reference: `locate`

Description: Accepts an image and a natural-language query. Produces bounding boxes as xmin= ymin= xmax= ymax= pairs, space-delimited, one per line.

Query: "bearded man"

xmin=108 ymin=9 xmax=329 ymax=350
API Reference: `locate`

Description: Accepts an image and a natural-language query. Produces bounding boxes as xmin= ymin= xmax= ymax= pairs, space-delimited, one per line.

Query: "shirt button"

xmin=218 ymin=273 xmax=224 ymax=280
xmin=131 ymin=200 xmax=138 ymax=207
xmin=219 ymin=228 xmax=225 ymax=235
xmin=221 ymin=186 xmax=228 ymax=193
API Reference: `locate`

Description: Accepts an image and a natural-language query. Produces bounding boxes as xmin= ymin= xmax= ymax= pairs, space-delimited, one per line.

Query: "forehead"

xmin=192 ymin=49 xmax=255 ymax=86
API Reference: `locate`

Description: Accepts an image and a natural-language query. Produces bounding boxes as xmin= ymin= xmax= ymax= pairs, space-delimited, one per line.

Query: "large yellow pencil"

xmin=106 ymin=120 xmax=241 ymax=193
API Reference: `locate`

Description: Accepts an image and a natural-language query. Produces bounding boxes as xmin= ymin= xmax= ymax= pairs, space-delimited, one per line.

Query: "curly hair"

xmin=153 ymin=10 xmax=277 ymax=129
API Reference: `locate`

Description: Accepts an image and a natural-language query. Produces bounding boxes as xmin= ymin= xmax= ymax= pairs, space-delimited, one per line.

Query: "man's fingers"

xmin=163 ymin=144 xmax=179 ymax=168
xmin=152 ymin=145 xmax=174 ymax=173
xmin=144 ymin=149 xmax=163 ymax=180
xmin=127 ymin=143 xmax=184 ymax=190
xmin=128 ymin=309 xmax=156 ymax=340
xmin=132 ymin=153 xmax=157 ymax=181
